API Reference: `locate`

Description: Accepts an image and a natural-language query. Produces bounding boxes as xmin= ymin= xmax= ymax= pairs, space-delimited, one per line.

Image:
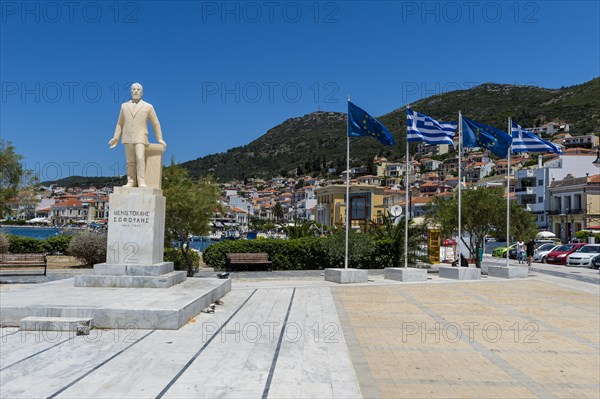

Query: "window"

xmin=539 ymin=197 xmax=543 ymax=203
xmin=350 ymin=193 xmax=370 ymax=220
xmin=538 ymin=180 xmax=543 ymax=186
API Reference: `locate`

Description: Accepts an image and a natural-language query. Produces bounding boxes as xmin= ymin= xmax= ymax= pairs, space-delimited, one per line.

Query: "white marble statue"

xmin=108 ymin=83 xmax=167 ymax=188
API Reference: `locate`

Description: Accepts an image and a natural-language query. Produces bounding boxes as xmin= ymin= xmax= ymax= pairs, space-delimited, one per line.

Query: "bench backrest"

xmin=226 ymin=253 xmax=270 ymax=262
xmin=0 ymin=253 xmax=47 ymax=264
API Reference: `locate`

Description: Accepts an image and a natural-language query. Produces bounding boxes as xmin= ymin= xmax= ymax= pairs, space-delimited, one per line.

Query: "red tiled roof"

xmin=51 ymin=198 xmax=83 ymax=207
xmin=589 ymin=174 xmax=600 ymax=183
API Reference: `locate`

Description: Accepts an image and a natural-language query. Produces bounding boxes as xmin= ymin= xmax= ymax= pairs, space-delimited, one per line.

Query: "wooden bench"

xmin=225 ymin=253 xmax=272 ymax=272
xmin=0 ymin=253 xmax=47 ymax=276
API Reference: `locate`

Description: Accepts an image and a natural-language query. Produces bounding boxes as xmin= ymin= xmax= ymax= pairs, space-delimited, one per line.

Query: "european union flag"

xmin=462 ymin=117 xmax=512 ymax=158
xmin=348 ymin=101 xmax=395 ymax=146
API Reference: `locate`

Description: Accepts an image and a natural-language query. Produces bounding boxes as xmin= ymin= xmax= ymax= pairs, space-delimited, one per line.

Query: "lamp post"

xmin=316 ymin=204 xmax=325 ymax=236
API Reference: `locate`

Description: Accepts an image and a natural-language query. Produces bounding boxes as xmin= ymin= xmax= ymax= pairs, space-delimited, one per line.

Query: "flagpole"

xmin=345 ymin=96 xmax=350 ymax=269
xmin=458 ymin=111 xmax=462 ymax=263
xmin=405 ymin=105 xmax=410 ymax=268
xmin=506 ymin=117 xmax=512 ymax=268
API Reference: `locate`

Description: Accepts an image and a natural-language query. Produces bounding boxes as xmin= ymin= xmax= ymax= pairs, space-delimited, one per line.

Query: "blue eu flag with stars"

xmin=462 ymin=117 xmax=512 ymax=158
xmin=348 ymin=101 xmax=395 ymax=146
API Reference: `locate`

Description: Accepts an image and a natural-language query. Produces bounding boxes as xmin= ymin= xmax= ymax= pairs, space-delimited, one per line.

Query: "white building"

xmin=514 ymin=154 xmax=599 ymax=230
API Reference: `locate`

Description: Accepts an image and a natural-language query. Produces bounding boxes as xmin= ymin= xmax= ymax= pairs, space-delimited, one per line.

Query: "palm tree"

xmin=370 ymin=214 xmax=429 ymax=267
xmin=283 ymin=220 xmax=315 ymax=239
xmin=273 ymin=202 xmax=284 ymax=222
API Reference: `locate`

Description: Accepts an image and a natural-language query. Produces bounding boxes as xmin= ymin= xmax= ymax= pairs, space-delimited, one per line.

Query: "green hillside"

xmin=183 ymin=78 xmax=600 ymax=181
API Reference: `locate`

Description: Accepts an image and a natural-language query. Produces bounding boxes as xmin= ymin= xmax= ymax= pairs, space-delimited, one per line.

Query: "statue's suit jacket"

xmin=114 ymin=100 xmax=163 ymax=144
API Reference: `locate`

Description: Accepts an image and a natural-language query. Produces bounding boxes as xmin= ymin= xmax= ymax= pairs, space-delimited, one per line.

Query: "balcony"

xmin=515 ymin=187 xmax=535 ymax=195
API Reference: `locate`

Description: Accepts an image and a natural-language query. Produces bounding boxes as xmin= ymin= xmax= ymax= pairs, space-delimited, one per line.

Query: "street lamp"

xmin=593 ymin=148 xmax=600 ymax=168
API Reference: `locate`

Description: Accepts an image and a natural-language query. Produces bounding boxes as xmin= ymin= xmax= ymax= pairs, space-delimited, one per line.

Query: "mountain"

xmin=183 ymin=77 xmax=600 ymax=181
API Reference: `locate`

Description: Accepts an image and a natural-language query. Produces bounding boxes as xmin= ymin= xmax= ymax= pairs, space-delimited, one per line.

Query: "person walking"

xmin=516 ymin=240 xmax=525 ymax=264
xmin=525 ymin=239 xmax=536 ymax=267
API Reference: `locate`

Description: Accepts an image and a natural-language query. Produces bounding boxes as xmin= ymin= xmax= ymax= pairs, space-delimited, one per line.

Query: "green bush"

xmin=164 ymin=247 xmax=200 ymax=273
xmin=7 ymin=234 xmax=74 ymax=254
xmin=202 ymin=235 xmax=393 ymax=271
xmin=67 ymin=231 xmax=107 ymax=267
xmin=45 ymin=235 xmax=73 ymax=254
xmin=7 ymin=235 xmax=49 ymax=253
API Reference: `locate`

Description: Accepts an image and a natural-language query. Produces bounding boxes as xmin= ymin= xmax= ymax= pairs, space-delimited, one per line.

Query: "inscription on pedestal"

xmin=106 ymin=187 xmax=165 ymax=265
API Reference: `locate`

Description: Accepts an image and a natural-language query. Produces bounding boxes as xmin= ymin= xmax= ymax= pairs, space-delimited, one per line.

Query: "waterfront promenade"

xmin=1 ymin=260 xmax=598 ymax=398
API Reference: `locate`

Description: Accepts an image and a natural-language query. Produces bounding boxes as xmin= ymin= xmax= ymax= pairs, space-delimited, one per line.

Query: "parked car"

xmin=545 ymin=243 xmax=586 ymax=265
xmin=533 ymin=244 xmax=560 ymax=263
xmin=535 ymin=237 xmax=561 ymax=246
xmin=566 ymin=244 xmax=600 ymax=267
xmin=591 ymin=254 xmax=600 ymax=269
xmin=493 ymin=243 xmax=516 ymax=258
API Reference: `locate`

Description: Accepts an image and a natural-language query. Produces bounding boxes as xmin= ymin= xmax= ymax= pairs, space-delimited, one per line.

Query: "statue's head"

xmin=130 ymin=83 xmax=143 ymax=100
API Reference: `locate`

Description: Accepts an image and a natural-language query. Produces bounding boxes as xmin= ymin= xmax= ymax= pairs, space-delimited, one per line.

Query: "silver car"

xmin=566 ymin=244 xmax=600 ymax=267
xmin=533 ymin=243 xmax=559 ymax=263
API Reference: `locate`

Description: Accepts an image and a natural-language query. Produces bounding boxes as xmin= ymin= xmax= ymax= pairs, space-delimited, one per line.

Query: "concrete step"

xmin=74 ymin=270 xmax=187 ymax=288
xmin=20 ymin=316 xmax=93 ymax=335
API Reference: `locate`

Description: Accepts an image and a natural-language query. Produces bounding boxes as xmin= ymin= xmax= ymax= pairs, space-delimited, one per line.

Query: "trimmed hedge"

xmin=202 ymin=237 xmax=398 ymax=270
xmin=6 ymin=234 xmax=73 ymax=254
xmin=164 ymin=247 xmax=200 ymax=273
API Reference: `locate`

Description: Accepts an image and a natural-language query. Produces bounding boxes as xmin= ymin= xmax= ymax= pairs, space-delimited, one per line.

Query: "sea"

xmin=0 ymin=226 xmax=71 ymax=240
xmin=188 ymin=237 xmax=219 ymax=252
xmin=1 ymin=226 xmax=221 ymax=253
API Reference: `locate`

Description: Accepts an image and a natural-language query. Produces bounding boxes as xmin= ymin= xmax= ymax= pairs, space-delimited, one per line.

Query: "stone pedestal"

xmin=385 ymin=267 xmax=428 ymax=282
xmin=74 ymin=186 xmax=186 ymax=288
xmin=106 ymin=186 xmax=166 ymax=265
xmin=439 ymin=266 xmax=481 ymax=280
xmin=488 ymin=265 xmax=528 ymax=279
xmin=324 ymin=268 xmax=368 ymax=284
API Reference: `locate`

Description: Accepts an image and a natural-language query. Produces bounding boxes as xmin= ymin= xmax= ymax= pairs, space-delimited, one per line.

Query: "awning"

xmin=26 ymin=217 xmax=51 ymax=224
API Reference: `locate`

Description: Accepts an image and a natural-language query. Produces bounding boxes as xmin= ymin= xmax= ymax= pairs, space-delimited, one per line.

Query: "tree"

xmin=283 ymin=220 xmax=315 ymax=239
xmin=425 ymin=187 xmax=538 ymax=268
xmin=273 ymin=202 xmax=284 ymax=222
xmin=163 ymin=159 xmax=222 ymax=277
xmin=369 ymin=214 xmax=429 ymax=267
xmin=0 ymin=141 xmax=25 ymax=218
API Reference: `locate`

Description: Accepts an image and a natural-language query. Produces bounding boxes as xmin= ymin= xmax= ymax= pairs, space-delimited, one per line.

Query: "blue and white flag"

xmin=406 ymin=108 xmax=457 ymax=146
xmin=511 ymin=121 xmax=563 ymax=154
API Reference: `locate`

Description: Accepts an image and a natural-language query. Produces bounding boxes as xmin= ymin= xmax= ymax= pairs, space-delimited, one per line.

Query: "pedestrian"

xmin=525 ymin=239 xmax=536 ymax=267
xmin=516 ymin=240 xmax=525 ymax=264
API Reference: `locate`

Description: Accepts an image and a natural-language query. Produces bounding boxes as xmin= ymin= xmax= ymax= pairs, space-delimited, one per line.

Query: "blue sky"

xmin=1 ymin=0 xmax=599 ymax=182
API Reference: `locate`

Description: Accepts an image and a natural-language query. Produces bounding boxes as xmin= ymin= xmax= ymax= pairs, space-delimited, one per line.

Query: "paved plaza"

xmin=1 ymin=262 xmax=599 ymax=398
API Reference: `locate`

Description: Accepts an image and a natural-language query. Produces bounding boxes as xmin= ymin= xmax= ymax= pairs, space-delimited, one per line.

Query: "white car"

xmin=533 ymin=243 xmax=559 ymax=263
xmin=566 ymin=244 xmax=600 ymax=267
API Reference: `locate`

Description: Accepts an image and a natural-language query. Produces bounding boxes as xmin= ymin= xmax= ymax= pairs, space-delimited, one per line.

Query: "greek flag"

xmin=406 ymin=108 xmax=456 ymax=146
xmin=511 ymin=121 xmax=563 ymax=154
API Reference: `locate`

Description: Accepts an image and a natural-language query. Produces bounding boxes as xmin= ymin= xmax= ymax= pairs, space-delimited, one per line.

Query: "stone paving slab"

xmin=0 ymin=283 xmax=360 ymax=398
xmin=332 ymin=277 xmax=600 ymax=399
xmin=0 ymin=277 xmax=230 ymax=329
xmin=1 ymin=269 xmax=598 ymax=398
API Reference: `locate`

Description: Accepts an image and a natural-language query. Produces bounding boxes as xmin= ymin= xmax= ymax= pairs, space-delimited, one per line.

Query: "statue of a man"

xmin=108 ymin=83 xmax=166 ymax=188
